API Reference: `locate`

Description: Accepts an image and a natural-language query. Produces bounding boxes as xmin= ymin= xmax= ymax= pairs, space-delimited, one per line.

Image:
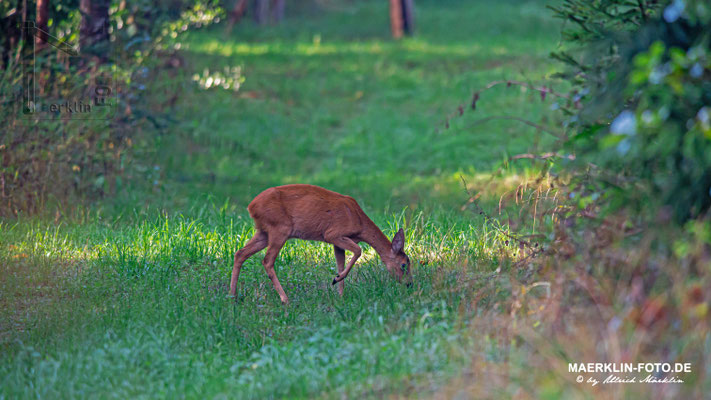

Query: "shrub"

xmin=0 ymin=0 xmax=224 ymax=217
xmin=553 ymin=0 xmax=711 ymax=221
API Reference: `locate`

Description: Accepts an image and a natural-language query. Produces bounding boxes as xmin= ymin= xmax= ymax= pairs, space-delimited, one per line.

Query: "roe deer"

xmin=230 ymin=184 xmax=411 ymax=304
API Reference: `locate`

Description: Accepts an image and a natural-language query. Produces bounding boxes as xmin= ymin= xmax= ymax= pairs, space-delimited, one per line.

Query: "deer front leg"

xmin=262 ymin=233 xmax=289 ymax=305
xmin=328 ymin=237 xmax=361 ymax=285
xmin=333 ymin=245 xmax=345 ymax=295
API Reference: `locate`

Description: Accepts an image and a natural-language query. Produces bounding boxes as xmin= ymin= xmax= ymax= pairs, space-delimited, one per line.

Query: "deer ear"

xmin=391 ymin=228 xmax=405 ymax=253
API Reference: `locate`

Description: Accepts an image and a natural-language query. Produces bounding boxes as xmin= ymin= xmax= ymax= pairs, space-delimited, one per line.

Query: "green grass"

xmin=1 ymin=0 xmax=563 ymax=398
xmin=1 ymin=210 xmax=521 ymax=398
xmin=144 ymin=0 xmax=562 ymax=211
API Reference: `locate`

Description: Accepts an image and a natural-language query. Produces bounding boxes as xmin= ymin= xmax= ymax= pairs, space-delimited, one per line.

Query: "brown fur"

xmin=230 ymin=184 xmax=410 ymax=304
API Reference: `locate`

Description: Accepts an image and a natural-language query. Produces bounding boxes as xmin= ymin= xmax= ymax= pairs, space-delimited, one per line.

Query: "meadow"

xmin=0 ymin=1 xmax=661 ymax=398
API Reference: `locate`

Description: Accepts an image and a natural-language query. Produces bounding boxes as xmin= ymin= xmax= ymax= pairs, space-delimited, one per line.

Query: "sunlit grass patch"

xmin=0 ymin=207 xmax=523 ymax=398
xmin=152 ymin=0 xmax=561 ymax=215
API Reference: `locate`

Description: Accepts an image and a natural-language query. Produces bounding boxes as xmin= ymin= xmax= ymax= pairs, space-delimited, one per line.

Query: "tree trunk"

xmin=401 ymin=0 xmax=415 ymax=35
xmin=389 ymin=0 xmax=403 ymax=39
xmin=252 ymin=0 xmax=269 ymax=25
xmin=227 ymin=0 xmax=249 ymax=31
xmin=36 ymin=0 xmax=49 ymax=48
xmin=79 ymin=0 xmax=110 ymax=55
xmin=271 ymin=0 xmax=285 ymax=23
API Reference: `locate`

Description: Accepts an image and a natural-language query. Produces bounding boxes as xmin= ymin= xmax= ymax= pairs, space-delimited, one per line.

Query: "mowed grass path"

xmin=1 ymin=1 xmax=562 ymax=398
xmin=162 ymin=0 xmax=561 ymax=210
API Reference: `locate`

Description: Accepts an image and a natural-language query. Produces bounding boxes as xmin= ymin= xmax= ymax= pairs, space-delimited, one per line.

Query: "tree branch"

xmin=637 ymin=0 xmax=648 ymax=22
xmin=468 ymin=115 xmax=565 ymax=139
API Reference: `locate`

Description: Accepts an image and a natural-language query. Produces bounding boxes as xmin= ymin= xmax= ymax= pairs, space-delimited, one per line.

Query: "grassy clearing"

xmin=1 ymin=0 xmax=566 ymax=398
xmin=142 ymin=0 xmax=562 ymax=211
xmin=1 ymin=210 xmax=520 ymax=398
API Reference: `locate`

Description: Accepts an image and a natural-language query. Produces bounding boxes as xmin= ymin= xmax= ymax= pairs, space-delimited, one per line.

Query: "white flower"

xmin=690 ymin=63 xmax=703 ymax=78
xmin=698 ymin=107 xmax=710 ymax=128
xmin=610 ymin=110 xmax=637 ymax=136
xmin=664 ymin=0 xmax=685 ymax=23
xmin=617 ymin=138 xmax=632 ymax=155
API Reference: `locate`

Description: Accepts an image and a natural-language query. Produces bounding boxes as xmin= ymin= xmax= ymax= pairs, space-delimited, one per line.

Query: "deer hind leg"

xmin=230 ymin=230 xmax=268 ymax=297
xmin=328 ymin=237 xmax=361 ymax=285
xmin=333 ymin=245 xmax=346 ymax=296
xmin=262 ymin=232 xmax=290 ymax=305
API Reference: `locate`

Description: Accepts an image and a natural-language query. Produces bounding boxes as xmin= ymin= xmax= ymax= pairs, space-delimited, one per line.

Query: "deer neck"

xmin=360 ymin=218 xmax=393 ymax=262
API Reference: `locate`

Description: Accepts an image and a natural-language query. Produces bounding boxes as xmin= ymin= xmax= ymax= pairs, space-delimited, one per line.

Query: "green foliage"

xmin=548 ymin=0 xmax=661 ymax=87
xmin=554 ymin=0 xmax=711 ymax=221
xmin=0 ymin=57 xmax=128 ymax=216
xmin=549 ymin=0 xmax=661 ymax=43
xmin=0 ymin=0 xmax=225 ymax=217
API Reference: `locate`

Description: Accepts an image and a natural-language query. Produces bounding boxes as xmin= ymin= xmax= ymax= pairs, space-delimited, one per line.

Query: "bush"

xmin=0 ymin=0 xmax=223 ymax=217
xmin=553 ymin=0 xmax=711 ymax=221
xmin=0 ymin=53 xmax=133 ymax=217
